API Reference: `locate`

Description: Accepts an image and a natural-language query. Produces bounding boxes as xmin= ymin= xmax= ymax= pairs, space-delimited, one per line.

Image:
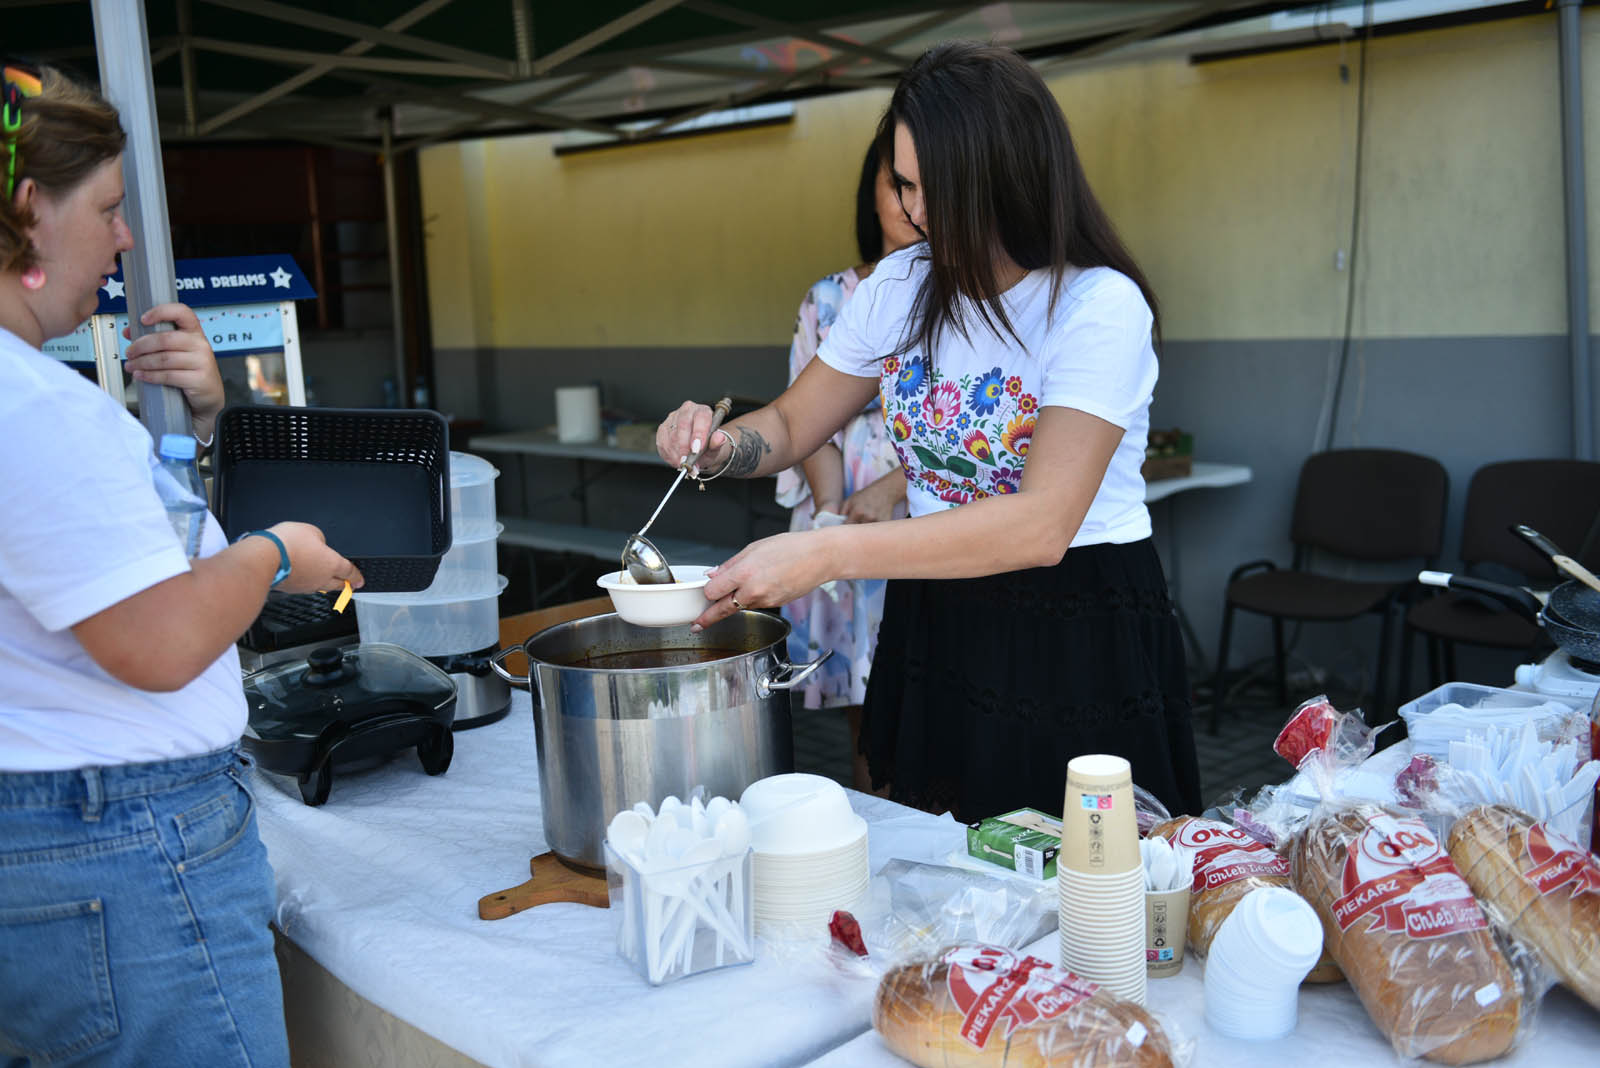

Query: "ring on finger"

xmin=730 ymin=596 xmax=745 ymax=611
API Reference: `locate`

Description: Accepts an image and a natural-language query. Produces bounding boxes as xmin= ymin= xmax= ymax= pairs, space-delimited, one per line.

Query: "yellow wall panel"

xmin=463 ymin=91 xmax=889 ymax=348
xmin=417 ymin=142 xmax=476 ymax=349
xmin=420 ymin=12 xmax=1595 ymax=348
xmin=1356 ymin=17 xmax=1562 ymax=337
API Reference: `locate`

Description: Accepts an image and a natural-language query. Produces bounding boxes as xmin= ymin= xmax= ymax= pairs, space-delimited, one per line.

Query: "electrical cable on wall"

xmin=1320 ymin=0 xmax=1375 ymax=454
xmin=1310 ymin=8 xmax=1357 ymax=455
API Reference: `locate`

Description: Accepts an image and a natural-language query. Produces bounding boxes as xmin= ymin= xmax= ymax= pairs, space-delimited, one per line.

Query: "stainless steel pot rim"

xmin=520 ymin=610 xmax=785 ymax=674
xmin=524 ymin=651 xmax=770 ymax=674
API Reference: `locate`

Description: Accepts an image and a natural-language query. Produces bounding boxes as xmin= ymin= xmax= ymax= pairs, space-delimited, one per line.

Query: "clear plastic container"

xmin=1398 ymin=681 xmax=1591 ymax=761
xmin=1398 ymin=681 xmax=1588 ymax=729
xmin=353 ymin=573 xmax=507 ymax=657
xmin=433 ymin=521 xmax=503 ymax=582
xmin=605 ymin=841 xmax=754 ymax=985
xmin=449 ymin=451 xmax=499 ymax=530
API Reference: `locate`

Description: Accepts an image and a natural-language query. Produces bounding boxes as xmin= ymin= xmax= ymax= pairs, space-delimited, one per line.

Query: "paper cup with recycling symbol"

xmin=1144 ymin=886 xmax=1190 ymax=978
xmin=1060 ymin=754 xmax=1139 ymax=875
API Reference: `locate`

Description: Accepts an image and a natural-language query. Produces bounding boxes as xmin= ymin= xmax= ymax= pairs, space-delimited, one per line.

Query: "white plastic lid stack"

xmin=1202 ymin=886 xmax=1323 ymax=1041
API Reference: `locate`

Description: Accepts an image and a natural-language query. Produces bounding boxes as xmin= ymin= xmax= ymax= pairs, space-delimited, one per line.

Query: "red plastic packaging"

xmin=1273 ymin=695 xmax=1341 ymax=768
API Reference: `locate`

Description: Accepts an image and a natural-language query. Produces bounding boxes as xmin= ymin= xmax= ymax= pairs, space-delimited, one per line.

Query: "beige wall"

xmin=420 ymin=12 xmax=1592 ymax=349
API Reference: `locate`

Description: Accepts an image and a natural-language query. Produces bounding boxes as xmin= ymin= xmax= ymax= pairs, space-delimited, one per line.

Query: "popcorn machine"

xmin=42 ymin=253 xmax=315 ymax=409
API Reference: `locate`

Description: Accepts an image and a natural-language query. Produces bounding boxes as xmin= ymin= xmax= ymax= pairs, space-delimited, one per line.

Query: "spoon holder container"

xmin=605 ymin=841 xmax=755 ymax=985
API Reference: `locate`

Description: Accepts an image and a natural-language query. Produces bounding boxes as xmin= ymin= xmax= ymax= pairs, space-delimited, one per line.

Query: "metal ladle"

xmin=622 ymin=397 xmax=732 ymax=584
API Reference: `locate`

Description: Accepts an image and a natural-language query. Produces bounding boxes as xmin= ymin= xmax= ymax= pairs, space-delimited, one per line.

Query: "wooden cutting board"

xmin=479 ymin=852 xmax=609 ymax=919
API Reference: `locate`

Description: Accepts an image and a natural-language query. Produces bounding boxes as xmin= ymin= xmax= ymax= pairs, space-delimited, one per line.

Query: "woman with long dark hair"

xmin=657 ymin=41 xmax=1201 ymax=820
xmin=775 ymin=141 xmax=920 ymax=791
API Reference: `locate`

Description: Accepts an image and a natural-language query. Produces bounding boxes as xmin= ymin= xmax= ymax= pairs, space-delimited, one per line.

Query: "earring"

xmin=19 ymin=265 xmax=44 ymax=290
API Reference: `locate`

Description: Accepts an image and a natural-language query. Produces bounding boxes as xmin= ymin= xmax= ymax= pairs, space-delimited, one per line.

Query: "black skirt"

xmin=859 ymin=538 xmax=1202 ymax=823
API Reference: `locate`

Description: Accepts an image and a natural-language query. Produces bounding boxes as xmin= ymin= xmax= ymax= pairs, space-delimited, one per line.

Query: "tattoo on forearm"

xmin=727 ymin=427 xmax=771 ymax=477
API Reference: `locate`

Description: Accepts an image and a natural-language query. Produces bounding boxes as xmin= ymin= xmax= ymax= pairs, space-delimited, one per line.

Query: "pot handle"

xmin=757 ymin=649 xmax=833 ymax=698
xmin=489 ymin=643 xmax=531 ymax=687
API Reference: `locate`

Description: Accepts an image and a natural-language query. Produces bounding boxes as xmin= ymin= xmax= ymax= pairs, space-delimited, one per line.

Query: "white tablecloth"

xmin=253 ymin=692 xmax=1598 ymax=1068
xmin=251 ymin=692 xmax=962 ymax=1068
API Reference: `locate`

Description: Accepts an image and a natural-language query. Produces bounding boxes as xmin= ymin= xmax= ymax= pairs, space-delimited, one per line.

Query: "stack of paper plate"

xmin=739 ymin=774 xmax=870 ymax=937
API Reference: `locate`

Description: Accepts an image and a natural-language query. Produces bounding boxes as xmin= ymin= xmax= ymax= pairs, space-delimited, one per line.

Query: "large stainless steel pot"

xmin=489 ymin=610 xmax=828 ymax=871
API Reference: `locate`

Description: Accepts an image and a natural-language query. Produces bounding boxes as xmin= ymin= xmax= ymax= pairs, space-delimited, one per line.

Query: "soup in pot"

xmin=560 ymin=648 xmax=747 ymax=670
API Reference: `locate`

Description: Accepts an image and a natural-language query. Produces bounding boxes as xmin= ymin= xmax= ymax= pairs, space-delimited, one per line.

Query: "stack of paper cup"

xmin=1058 ymin=754 xmax=1147 ymax=1005
xmin=1203 ymin=886 xmax=1324 ymax=1040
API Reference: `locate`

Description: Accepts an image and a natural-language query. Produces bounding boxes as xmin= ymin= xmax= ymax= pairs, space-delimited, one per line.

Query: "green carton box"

xmin=965 ymin=807 xmax=1060 ymax=881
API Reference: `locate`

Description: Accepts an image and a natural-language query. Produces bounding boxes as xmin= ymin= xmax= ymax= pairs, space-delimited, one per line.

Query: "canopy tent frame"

xmin=36 ymin=0 xmax=1589 ymax=459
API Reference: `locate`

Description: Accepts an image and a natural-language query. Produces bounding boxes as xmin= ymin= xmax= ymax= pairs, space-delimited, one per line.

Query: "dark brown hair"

xmin=0 ymin=64 xmax=125 ymax=274
xmin=853 ymin=141 xmax=884 ymax=266
xmin=877 ymin=42 xmax=1160 ymax=357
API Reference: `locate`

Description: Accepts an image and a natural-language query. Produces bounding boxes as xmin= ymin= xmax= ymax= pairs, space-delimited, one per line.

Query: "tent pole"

xmin=1558 ymin=0 xmax=1594 ymax=461
xmin=381 ymin=110 xmax=410 ymax=406
xmin=92 ymin=0 xmax=190 ymax=443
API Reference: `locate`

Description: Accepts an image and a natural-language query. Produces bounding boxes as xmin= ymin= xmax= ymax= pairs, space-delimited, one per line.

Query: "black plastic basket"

xmin=214 ymin=406 xmax=452 ymax=593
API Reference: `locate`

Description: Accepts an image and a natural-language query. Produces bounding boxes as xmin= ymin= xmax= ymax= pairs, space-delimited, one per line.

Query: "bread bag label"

xmin=1523 ymin=822 xmax=1600 ymax=899
xmin=1170 ymin=816 xmax=1290 ymax=892
xmin=1334 ymin=815 xmax=1487 ymax=939
xmin=941 ymin=945 xmax=1098 ymax=1049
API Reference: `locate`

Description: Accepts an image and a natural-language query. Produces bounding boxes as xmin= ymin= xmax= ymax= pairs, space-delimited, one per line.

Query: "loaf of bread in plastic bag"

xmin=1447 ymin=804 xmax=1600 ymax=1011
xmin=1290 ymin=805 xmax=1521 ymax=1064
xmin=1148 ymin=816 xmax=1342 ymax=983
xmin=872 ymin=944 xmax=1174 ymax=1068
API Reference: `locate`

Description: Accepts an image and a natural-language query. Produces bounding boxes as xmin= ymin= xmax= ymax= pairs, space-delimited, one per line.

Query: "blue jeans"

xmin=0 ymin=747 xmax=289 ymax=1067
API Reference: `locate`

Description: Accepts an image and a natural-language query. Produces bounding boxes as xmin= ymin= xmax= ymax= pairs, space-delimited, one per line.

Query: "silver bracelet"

xmin=692 ymin=444 xmax=737 ymax=488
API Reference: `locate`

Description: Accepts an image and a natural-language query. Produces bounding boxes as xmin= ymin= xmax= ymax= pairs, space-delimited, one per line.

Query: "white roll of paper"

xmin=555 ymin=385 xmax=601 ymax=443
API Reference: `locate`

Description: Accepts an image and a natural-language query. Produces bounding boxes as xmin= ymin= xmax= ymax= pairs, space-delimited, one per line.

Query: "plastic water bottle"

xmin=154 ymin=433 xmax=207 ymax=558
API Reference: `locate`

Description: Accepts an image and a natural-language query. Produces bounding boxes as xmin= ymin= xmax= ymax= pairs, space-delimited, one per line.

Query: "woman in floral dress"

xmin=659 ymin=43 xmax=1202 ymax=821
xmin=775 ymin=144 xmax=921 ymax=789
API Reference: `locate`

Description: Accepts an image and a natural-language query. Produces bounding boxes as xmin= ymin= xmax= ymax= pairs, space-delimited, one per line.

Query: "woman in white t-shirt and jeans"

xmin=657 ymin=42 xmax=1202 ymax=822
xmin=0 ymin=63 xmax=361 ymax=1066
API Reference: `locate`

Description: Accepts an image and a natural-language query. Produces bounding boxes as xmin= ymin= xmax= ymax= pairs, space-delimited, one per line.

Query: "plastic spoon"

xmin=607 ymin=810 xmax=650 ymax=868
xmin=649 ymin=839 xmax=734 ymax=981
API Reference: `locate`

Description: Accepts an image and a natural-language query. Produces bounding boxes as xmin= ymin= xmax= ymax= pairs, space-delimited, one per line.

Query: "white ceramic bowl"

xmin=596 ymin=566 xmax=714 ymax=627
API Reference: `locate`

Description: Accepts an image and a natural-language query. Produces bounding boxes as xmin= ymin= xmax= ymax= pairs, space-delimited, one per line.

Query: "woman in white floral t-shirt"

xmin=658 ymin=42 xmax=1201 ymax=821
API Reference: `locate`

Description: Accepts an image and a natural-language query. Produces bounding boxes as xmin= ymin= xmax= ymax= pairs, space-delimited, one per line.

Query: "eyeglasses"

xmin=4 ymin=60 xmax=43 ymax=202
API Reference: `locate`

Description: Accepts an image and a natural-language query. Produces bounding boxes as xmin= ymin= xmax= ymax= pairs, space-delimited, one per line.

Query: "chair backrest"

xmin=1459 ymin=459 xmax=1600 ymax=579
xmin=1289 ymin=448 xmax=1449 ymax=561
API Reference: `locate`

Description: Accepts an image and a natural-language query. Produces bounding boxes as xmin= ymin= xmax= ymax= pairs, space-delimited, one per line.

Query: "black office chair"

xmin=1209 ymin=449 xmax=1449 ymax=733
xmin=1398 ymin=459 xmax=1600 ymax=691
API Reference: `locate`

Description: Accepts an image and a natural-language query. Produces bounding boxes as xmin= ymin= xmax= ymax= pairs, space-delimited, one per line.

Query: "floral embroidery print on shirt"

xmin=880 ymin=357 xmax=1040 ymax=507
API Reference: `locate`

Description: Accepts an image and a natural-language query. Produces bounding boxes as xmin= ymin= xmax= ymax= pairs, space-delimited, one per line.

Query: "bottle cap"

xmin=159 ymin=433 xmax=198 ymax=460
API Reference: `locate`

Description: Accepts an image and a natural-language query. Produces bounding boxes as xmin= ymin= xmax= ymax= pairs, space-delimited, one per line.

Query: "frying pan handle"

xmin=1417 ymin=570 xmax=1543 ymax=621
xmin=489 ymin=642 xmax=530 ymax=687
xmin=758 ymin=649 xmax=833 ymax=698
xmin=1511 ymin=524 xmax=1569 ymax=564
